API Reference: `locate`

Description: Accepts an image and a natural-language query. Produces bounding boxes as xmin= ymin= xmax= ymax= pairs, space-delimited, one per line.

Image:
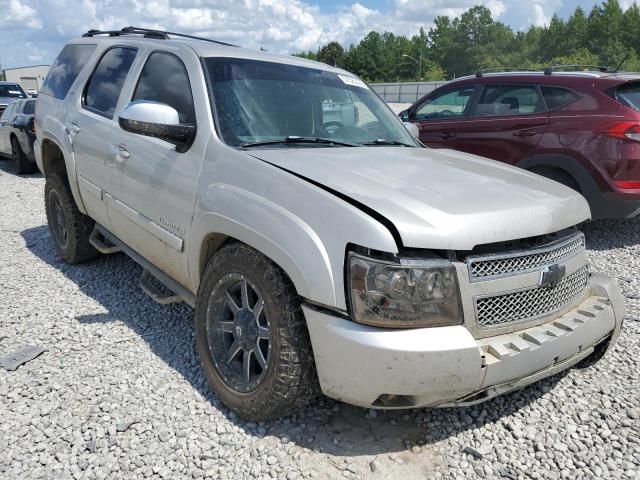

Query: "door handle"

xmin=66 ymin=122 xmax=80 ymax=134
xmin=513 ymin=129 xmax=537 ymax=137
xmin=440 ymin=131 xmax=457 ymax=139
xmin=110 ymin=145 xmax=130 ymax=159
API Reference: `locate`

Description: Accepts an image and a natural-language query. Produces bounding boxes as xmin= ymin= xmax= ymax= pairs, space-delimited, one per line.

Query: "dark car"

xmin=400 ymin=68 xmax=640 ymax=219
xmin=0 ymin=81 xmax=29 ymax=116
xmin=0 ymin=98 xmax=38 ymax=174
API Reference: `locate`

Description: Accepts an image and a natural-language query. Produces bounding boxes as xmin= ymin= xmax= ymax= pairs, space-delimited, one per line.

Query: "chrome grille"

xmin=467 ymin=233 xmax=585 ymax=281
xmin=475 ymin=267 xmax=589 ymax=328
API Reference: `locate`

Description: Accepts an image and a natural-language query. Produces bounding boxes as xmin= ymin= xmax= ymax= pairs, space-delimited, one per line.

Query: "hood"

xmin=0 ymin=96 xmax=18 ymax=106
xmin=249 ymin=147 xmax=590 ymax=250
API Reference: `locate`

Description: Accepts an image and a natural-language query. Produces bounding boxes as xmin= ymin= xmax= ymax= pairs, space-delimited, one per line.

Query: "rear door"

xmin=457 ymin=84 xmax=548 ymax=165
xmin=409 ymin=85 xmax=477 ymax=148
xmin=72 ymin=46 xmax=139 ymax=229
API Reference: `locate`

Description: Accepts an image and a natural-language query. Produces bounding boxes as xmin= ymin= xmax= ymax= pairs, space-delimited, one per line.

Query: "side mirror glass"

xmin=118 ymin=100 xmax=195 ymax=150
xmin=398 ymin=109 xmax=409 ymax=121
xmin=403 ymin=122 xmax=419 ymax=139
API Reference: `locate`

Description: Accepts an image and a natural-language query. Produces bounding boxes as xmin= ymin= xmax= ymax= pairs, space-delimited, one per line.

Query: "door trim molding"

xmin=104 ymin=193 xmax=184 ymax=251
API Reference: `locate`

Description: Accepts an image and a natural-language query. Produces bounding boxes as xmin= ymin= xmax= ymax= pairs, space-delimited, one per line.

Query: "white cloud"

xmin=0 ymin=0 xmax=635 ymax=69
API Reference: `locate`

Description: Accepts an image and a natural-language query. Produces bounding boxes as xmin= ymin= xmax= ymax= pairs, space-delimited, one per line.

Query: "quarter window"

xmin=132 ymin=52 xmax=195 ymax=124
xmin=41 ymin=44 xmax=96 ymax=100
xmin=474 ymin=85 xmax=544 ymax=117
xmin=83 ymin=47 xmax=137 ymax=118
xmin=540 ymin=86 xmax=581 ymax=110
xmin=414 ymin=86 xmax=475 ymax=120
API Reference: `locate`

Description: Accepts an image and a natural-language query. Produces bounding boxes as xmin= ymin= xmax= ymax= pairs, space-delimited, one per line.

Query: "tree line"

xmin=295 ymin=0 xmax=640 ymax=82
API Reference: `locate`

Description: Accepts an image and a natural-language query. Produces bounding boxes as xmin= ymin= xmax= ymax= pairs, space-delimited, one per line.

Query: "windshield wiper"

xmin=362 ymin=139 xmax=415 ymax=147
xmin=241 ymin=136 xmax=359 ymax=148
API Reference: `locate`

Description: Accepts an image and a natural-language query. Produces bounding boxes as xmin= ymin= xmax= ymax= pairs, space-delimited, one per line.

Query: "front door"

xmin=409 ymin=85 xmax=477 ymax=149
xmin=105 ymin=48 xmax=206 ymax=287
xmin=455 ymin=84 xmax=549 ymax=165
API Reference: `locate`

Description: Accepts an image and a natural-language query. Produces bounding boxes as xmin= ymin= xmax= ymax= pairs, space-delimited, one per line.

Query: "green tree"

xmin=316 ymin=42 xmax=345 ymax=67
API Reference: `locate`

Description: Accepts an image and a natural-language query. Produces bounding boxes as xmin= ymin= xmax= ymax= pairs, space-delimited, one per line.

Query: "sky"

xmin=0 ymin=0 xmax=632 ymax=69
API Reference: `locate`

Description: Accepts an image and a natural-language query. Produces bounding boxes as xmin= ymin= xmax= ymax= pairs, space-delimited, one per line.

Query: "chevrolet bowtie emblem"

xmin=539 ymin=263 xmax=566 ymax=288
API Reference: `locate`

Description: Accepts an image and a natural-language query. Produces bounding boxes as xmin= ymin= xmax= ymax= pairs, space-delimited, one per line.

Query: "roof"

xmin=71 ymin=27 xmax=349 ymax=76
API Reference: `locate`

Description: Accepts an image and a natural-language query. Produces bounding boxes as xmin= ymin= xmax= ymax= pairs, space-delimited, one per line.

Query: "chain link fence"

xmin=371 ymin=81 xmax=449 ymax=104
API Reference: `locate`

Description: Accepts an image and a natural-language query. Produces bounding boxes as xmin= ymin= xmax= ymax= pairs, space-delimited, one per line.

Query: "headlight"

xmin=348 ymin=252 xmax=462 ymax=328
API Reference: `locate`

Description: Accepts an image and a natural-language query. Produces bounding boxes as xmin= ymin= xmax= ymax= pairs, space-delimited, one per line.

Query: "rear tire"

xmin=44 ymin=172 xmax=99 ymax=264
xmin=11 ymin=137 xmax=36 ymax=175
xmin=195 ymin=242 xmax=319 ymax=421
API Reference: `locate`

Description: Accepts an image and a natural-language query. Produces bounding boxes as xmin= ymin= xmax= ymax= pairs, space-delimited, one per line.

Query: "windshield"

xmin=204 ymin=57 xmax=417 ymax=148
xmin=0 ymin=84 xmax=27 ymax=99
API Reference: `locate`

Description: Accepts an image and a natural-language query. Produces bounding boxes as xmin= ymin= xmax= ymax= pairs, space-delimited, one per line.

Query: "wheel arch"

xmin=189 ymin=189 xmax=339 ymax=308
xmin=38 ymin=134 xmax=88 ymax=214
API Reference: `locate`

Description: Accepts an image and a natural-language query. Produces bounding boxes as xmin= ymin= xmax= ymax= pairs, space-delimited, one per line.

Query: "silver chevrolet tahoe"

xmin=34 ymin=27 xmax=625 ymax=421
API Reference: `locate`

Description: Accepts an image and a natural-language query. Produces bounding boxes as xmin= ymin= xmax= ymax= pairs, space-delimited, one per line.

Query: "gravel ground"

xmin=0 ymin=159 xmax=638 ymax=480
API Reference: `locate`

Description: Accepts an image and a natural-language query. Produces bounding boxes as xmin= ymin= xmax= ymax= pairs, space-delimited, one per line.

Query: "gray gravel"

xmin=0 ymin=159 xmax=638 ymax=480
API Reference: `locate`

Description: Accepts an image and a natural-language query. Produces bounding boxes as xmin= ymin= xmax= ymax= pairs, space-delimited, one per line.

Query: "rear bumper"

xmin=304 ymin=274 xmax=624 ymax=409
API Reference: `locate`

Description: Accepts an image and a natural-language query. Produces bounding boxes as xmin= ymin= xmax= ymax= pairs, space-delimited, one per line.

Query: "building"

xmin=2 ymin=65 xmax=49 ymax=93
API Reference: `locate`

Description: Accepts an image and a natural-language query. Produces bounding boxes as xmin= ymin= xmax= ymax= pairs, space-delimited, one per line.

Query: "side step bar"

xmin=95 ymin=224 xmax=197 ymax=308
xmin=139 ymin=269 xmax=183 ymax=305
xmin=89 ymin=229 xmax=121 ymax=254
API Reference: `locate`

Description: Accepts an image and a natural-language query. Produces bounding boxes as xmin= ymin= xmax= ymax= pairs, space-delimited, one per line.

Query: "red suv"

xmin=400 ymin=68 xmax=640 ymax=218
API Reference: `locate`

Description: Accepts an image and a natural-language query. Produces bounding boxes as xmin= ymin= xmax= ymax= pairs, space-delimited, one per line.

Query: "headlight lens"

xmin=348 ymin=252 xmax=462 ymax=328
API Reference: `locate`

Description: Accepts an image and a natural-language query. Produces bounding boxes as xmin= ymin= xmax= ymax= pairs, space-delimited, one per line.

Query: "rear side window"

xmin=132 ymin=52 xmax=195 ymax=124
xmin=614 ymin=82 xmax=640 ymax=112
xmin=23 ymin=100 xmax=35 ymax=115
xmin=83 ymin=47 xmax=137 ymax=118
xmin=541 ymin=87 xmax=580 ymax=110
xmin=41 ymin=44 xmax=96 ymax=100
xmin=473 ymin=85 xmax=544 ymax=117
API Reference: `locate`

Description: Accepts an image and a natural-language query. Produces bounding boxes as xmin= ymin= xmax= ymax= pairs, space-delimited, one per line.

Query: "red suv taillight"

xmin=599 ymin=121 xmax=640 ymax=141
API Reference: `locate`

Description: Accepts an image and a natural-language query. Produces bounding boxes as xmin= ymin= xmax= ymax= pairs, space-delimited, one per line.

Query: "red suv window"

xmin=472 ymin=85 xmax=544 ymax=117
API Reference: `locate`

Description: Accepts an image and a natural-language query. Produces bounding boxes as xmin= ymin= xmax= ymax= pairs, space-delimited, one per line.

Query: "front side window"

xmin=84 ymin=47 xmax=137 ymax=118
xmin=0 ymin=84 xmax=27 ymax=99
xmin=414 ymin=86 xmax=475 ymax=121
xmin=473 ymin=85 xmax=544 ymax=117
xmin=133 ymin=52 xmax=195 ymax=124
xmin=41 ymin=44 xmax=96 ymax=100
xmin=205 ymin=57 xmax=417 ymax=148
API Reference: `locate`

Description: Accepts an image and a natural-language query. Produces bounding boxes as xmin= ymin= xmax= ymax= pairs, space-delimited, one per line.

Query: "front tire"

xmin=44 ymin=172 xmax=99 ymax=264
xmin=11 ymin=137 xmax=36 ymax=175
xmin=195 ymin=243 xmax=319 ymax=421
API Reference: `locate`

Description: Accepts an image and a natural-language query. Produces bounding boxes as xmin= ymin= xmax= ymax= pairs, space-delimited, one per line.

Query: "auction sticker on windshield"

xmin=338 ymin=74 xmax=368 ymax=90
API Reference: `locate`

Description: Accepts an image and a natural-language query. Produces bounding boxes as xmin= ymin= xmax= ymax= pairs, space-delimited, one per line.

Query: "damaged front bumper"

xmin=303 ymin=274 xmax=624 ymax=409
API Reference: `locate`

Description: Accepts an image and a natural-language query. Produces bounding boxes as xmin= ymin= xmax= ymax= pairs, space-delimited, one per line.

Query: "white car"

xmin=33 ymin=27 xmax=624 ymax=420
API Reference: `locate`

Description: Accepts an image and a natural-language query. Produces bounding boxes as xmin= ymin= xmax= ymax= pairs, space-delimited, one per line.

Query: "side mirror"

xmin=398 ymin=109 xmax=409 ymax=121
xmin=118 ymin=100 xmax=196 ymax=150
xmin=404 ymin=122 xmax=419 ymax=139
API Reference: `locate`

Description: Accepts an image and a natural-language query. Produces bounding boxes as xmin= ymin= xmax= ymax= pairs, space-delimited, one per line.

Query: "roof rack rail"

xmin=82 ymin=26 xmax=238 ymax=47
xmin=543 ymin=64 xmax=609 ymax=75
xmin=475 ymin=68 xmax=537 ymax=77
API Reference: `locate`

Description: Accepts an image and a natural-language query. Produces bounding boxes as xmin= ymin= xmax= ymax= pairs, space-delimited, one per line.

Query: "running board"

xmin=89 ymin=229 xmax=121 ymax=254
xmin=139 ymin=269 xmax=183 ymax=305
xmin=94 ymin=224 xmax=197 ymax=308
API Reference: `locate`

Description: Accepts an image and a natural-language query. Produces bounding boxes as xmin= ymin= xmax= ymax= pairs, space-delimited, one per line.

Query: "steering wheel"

xmin=323 ymin=121 xmax=344 ymax=135
xmin=439 ymin=110 xmax=455 ymax=117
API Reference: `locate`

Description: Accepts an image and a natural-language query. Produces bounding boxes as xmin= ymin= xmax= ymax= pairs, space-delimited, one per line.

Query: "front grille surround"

xmin=466 ymin=232 xmax=585 ymax=282
xmin=474 ymin=266 xmax=589 ymax=329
